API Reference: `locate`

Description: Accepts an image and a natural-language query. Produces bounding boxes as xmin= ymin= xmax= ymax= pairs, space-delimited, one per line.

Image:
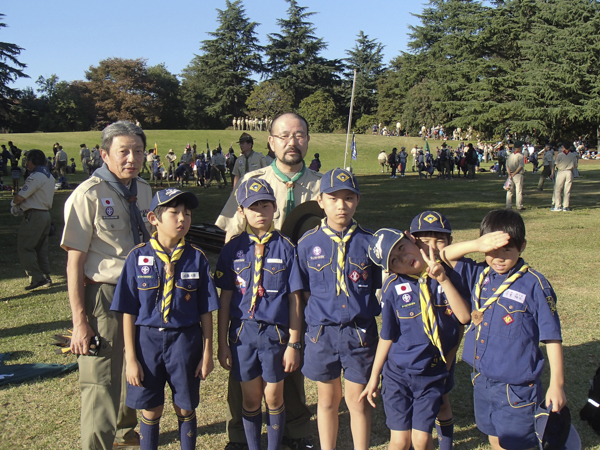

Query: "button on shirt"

xmin=380 ymin=272 xmax=461 ymax=376
xmin=111 ymin=243 xmax=219 ymax=328
xmin=462 ymin=259 xmax=562 ymax=385
xmin=232 ymin=150 xmax=267 ymax=179
xmin=297 ymin=225 xmax=381 ymax=326
xmin=17 ymin=171 xmax=55 ymax=211
xmin=215 ymin=231 xmax=303 ymax=327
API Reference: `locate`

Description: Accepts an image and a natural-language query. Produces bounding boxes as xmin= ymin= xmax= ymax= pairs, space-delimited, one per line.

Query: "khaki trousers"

xmin=553 ymin=170 xmax=573 ymax=209
xmin=79 ymin=284 xmax=137 ymax=450
xmin=17 ymin=209 xmax=51 ymax=283
xmin=506 ymin=173 xmax=524 ymax=209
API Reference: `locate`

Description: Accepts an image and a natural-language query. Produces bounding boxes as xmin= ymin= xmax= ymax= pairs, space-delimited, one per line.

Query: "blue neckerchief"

xmin=32 ymin=165 xmax=51 ymax=178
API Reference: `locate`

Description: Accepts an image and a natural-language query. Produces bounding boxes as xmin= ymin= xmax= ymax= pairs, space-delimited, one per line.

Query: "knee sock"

xmin=435 ymin=417 xmax=454 ymax=450
xmin=242 ymin=407 xmax=262 ymax=450
xmin=177 ymin=411 xmax=197 ymax=450
xmin=266 ymin=405 xmax=285 ymax=450
xmin=140 ymin=414 xmax=161 ymax=450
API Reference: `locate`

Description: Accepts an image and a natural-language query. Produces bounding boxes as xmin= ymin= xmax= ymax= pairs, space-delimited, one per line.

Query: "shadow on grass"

xmin=0 ymin=282 xmax=67 ymax=303
xmin=0 ymin=320 xmax=73 ymax=339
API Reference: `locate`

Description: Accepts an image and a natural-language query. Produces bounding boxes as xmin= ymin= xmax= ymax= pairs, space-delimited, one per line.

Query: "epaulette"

xmin=190 ymin=243 xmax=209 ymax=258
xmin=297 ymin=225 xmax=320 ymax=244
xmin=275 ymin=230 xmax=296 ymax=247
xmin=126 ymin=242 xmax=146 ymax=258
xmin=78 ymin=176 xmax=102 ymax=194
xmin=137 ymin=176 xmax=150 ymax=186
xmin=527 ymin=267 xmax=552 ymax=291
xmin=357 ymin=224 xmax=374 ymax=235
xmin=383 ymin=274 xmax=399 ymax=294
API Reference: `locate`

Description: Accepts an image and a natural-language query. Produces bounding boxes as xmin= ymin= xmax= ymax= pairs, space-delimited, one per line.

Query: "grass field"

xmin=1 ymin=129 xmax=599 ymax=449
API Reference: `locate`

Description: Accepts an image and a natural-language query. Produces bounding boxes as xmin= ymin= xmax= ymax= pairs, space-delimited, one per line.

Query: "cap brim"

xmin=320 ymin=186 xmax=360 ymax=195
xmin=239 ymin=194 xmax=276 ymax=209
xmin=564 ymin=424 xmax=581 ymax=450
xmin=280 ymin=201 xmax=325 ymax=244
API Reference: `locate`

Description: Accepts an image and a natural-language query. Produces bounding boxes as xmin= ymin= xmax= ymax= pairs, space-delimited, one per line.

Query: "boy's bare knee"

xmin=143 ymin=405 xmax=164 ymax=420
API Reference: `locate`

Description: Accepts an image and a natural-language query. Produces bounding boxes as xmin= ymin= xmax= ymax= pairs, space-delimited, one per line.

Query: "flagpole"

xmin=344 ymin=69 xmax=357 ymax=170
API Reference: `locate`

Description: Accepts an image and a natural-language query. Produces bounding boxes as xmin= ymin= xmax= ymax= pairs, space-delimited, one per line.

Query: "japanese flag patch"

xmin=395 ymin=282 xmax=412 ymax=296
xmin=138 ymin=256 xmax=154 ymax=266
xmin=101 ymin=198 xmax=114 ymax=207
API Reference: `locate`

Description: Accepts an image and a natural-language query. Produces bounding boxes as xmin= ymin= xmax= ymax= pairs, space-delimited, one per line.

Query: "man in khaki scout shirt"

xmin=216 ymin=113 xmax=321 ymax=450
xmin=506 ymin=140 xmax=525 ymax=210
xmin=552 ymin=143 xmax=578 ymax=212
xmin=231 ymin=133 xmax=268 ymax=187
xmin=61 ymin=121 xmax=152 ymax=450
xmin=11 ymin=149 xmax=55 ymax=291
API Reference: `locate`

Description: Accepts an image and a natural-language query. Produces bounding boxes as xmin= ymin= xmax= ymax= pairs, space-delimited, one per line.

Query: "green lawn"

xmin=1 ymin=130 xmax=599 ymax=449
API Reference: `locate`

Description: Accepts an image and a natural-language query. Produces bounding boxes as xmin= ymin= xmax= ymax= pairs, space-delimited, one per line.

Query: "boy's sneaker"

xmin=43 ymin=277 xmax=52 ymax=288
xmin=282 ymin=437 xmax=315 ymax=450
xmin=563 ymin=207 xmax=572 ymax=211
xmin=25 ymin=279 xmax=49 ymax=291
xmin=550 ymin=207 xmax=562 ymax=212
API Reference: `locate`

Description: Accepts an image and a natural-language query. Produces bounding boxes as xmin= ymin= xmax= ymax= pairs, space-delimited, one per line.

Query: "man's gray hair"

xmin=101 ymin=121 xmax=146 ymax=154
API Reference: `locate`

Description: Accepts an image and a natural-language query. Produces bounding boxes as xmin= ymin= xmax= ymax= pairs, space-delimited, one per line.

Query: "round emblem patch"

xmin=312 ymin=246 xmax=322 ymax=256
xmin=141 ymin=265 xmax=150 ymax=275
xmin=236 ymin=250 xmax=244 ymax=259
xmin=402 ymin=293 xmax=412 ymax=303
xmin=105 ymin=206 xmax=114 ymax=216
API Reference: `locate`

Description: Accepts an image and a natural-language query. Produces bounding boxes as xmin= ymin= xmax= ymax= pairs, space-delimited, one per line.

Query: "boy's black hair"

xmin=412 ymin=230 xmax=452 ymax=242
xmin=480 ymin=209 xmax=526 ymax=249
xmin=153 ymin=197 xmax=193 ymax=222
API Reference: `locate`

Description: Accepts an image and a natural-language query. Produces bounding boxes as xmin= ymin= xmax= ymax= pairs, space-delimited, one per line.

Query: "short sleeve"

xmin=379 ymin=280 xmax=399 ymax=341
xmin=60 ymin=188 xmax=94 ymax=253
xmin=533 ymin=278 xmax=562 ymax=342
xmin=296 ymin=241 xmax=311 ymax=292
xmin=215 ymin=244 xmax=236 ymax=291
xmin=286 ymin=247 xmax=304 ymax=294
xmin=110 ymin=255 xmax=141 ymax=315
xmin=17 ymin=174 xmax=42 ymax=200
xmin=198 ymin=253 xmax=220 ymax=314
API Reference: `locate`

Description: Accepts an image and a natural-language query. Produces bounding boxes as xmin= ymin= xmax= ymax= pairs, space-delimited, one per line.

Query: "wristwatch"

xmin=287 ymin=342 xmax=301 ymax=350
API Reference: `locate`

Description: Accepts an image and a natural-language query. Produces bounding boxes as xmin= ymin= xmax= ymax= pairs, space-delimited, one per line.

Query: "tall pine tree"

xmin=0 ymin=14 xmax=28 ymax=125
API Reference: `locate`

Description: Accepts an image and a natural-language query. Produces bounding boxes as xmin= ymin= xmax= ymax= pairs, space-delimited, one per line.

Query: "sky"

xmin=3 ymin=0 xmax=425 ymax=92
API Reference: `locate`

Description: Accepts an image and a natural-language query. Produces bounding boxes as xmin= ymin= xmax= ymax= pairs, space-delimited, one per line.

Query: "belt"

xmin=84 ymin=277 xmax=116 ymax=287
xmin=24 ymin=208 xmax=49 ymax=213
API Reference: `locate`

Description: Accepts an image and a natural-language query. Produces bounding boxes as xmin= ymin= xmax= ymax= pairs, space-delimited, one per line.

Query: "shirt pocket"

xmin=348 ymin=257 xmax=372 ymax=293
xmin=232 ymin=260 xmax=252 ymax=294
xmin=396 ymin=305 xmax=429 ymax=345
xmin=306 ymin=256 xmax=333 ymax=293
xmin=493 ymin=297 xmax=526 ymax=339
xmin=262 ymin=261 xmax=287 ymax=291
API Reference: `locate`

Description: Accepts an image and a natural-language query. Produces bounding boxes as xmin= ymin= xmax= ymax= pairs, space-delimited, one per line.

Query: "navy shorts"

xmin=473 ymin=373 xmax=542 ymax=450
xmin=302 ymin=318 xmax=378 ymax=384
xmin=126 ymin=324 xmax=203 ymax=411
xmin=229 ymin=319 xmax=288 ymax=383
xmin=443 ymin=359 xmax=456 ymax=395
xmin=382 ymin=362 xmax=446 ymax=432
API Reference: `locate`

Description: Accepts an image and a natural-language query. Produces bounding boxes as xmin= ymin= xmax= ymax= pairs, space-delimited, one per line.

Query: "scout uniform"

xmin=463 ymin=258 xmax=562 ymax=449
xmin=297 ymin=169 xmax=381 ymax=384
xmin=232 ymin=150 xmax=267 ymax=180
xmin=80 ymin=145 xmax=91 ymax=174
xmin=61 ymin=171 xmax=152 ymax=450
xmin=538 ymin=147 xmax=555 ymax=190
xmin=165 ymin=150 xmax=177 ymax=180
xmin=16 ymin=165 xmax=55 ymax=287
xmin=506 ymin=144 xmax=525 ymax=210
xmin=216 ymin=163 xmax=322 ymax=241
xmin=552 ymin=148 xmax=578 ymax=211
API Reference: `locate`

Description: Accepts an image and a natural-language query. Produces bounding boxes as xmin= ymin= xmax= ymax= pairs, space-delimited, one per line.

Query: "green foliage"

xmin=245 ymin=80 xmax=293 ymax=119
xmin=146 ymin=64 xmax=184 ymax=130
xmin=0 ymin=14 xmax=28 ymax=126
xmin=355 ymin=114 xmax=378 ymax=134
xmin=265 ymin=0 xmax=342 ymax=109
xmin=181 ymin=0 xmax=262 ymax=128
xmin=298 ymin=90 xmax=343 ymax=133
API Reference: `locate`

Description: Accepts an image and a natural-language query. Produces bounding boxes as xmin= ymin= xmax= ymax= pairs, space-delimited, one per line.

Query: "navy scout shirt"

xmin=462 ymin=258 xmax=562 ymax=385
xmin=111 ymin=242 xmax=219 ymax=328
xmin=297 ymin=224 xmax=381 ymax=327
xmin=215 ymin=231 xmax=303 ymax=327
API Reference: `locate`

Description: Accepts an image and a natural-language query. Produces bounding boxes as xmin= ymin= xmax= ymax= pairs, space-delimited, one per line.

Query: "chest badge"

xmin=349 ymin=270 xmax=360 ymax=283
xmin=312 ymin=246 xmax=322 ymax=256
xmin=184 ymin=293 xmax=192 ymax=302
xmin=140 ymin=266 xmax=150 ymax=275
xmin=362 ymin=271 xmax=369 ymax=281
xmin=236 ymin=250 xmax=244 ymax=259
xmin=503 ymin=314 xmax=514 ymax=325
xmin=105 ymin=206 xmax=114 ymax=216
xmin=401 ymin=293 xmax=412 ymax=303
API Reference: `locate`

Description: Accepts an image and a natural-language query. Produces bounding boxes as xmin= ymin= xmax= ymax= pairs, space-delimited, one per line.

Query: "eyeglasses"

xmin=270 ymin=132 xmax=307 ymax=143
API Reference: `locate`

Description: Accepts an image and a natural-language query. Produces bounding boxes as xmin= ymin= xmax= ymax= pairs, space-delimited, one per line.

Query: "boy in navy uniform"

xmin=440 ymin=209 xmax=566 ymax=450
xmin=216 ymin=178 xmax=303 ymax=450
xmin=361 ymin=227 xmax=504 ymax=450
xmin=111 ymin=189 xmax=219 ymax=450
xmin=297 ymin=168 xmax=381 ymax=450
xmin=409 ymin=210 xmax=478 ymax=450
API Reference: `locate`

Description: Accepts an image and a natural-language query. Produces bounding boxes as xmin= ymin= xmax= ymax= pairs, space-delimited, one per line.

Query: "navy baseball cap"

xmin=410 ymin=211 xmax=452 ymax=235
xmin=534 ymin=404 xmax=581 ymax=450
xmin=368 ymin=228 xmax=405 ymax=272
xmin=320 ymin=168 xmax=360 ymax=195
xmin=150 ymin=188 xmax=198 ymax=212
xmin=236 ymin=178 xmax=276 ymax=208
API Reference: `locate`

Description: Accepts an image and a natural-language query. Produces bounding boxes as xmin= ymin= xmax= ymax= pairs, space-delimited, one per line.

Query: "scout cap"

xmin=410 ymin=211 xmax=452 ymax=235
xmin=368 ymin=228 xmax=405 ymax=272
xmin=514 ymin=140 xmax=524 ymax=148
xmin=236 ymin=178 xmax=276 ymax=208
xmin=168 ymin=148 xmax=174 ymax=153
xmin=535 ymin=404 xmax=581 ymax=450
xmin=320 ymin=168 xmax=360 ymax=195
xmin=238 ymin=133 xmax=254 ymax=144
xmin=150 ymin=188 xmax=198 ymax=212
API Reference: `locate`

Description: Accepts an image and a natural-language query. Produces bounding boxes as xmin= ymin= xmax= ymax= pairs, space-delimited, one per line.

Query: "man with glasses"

xmin=231 ymin=132 xmax=267 ymax=187
xmin=216 ymin=113 xmax=321 ymax=450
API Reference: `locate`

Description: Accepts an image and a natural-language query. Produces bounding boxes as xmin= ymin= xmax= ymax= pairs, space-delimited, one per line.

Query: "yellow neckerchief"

xmin=468 ymin=264 xmax=530 ymax=341
xmin=320 ymin=217 xmax=357 ymax=296
xmin=246 ymin=223 xmax=275 ymax=318
xmin=408 ymin=269 xmax=446 ymax=363
xmin=150 ymin=232 xmax=186 ymax=323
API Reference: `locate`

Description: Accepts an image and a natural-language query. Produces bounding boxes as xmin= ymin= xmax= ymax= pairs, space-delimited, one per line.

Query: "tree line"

xmin=1 ymin=0 xmax=599 ymax=144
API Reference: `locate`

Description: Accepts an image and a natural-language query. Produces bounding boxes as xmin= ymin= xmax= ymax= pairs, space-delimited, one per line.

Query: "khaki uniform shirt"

xmin=56 ymin=149 xmax=68 ymax=162
xmin=61 ymin=176 xmax=152 ymax=284
xmin=80 ymin=147 xmax=90 ymax=162
xmin=216 ymin=165 xmax=322 ymax=239
xmin=166 ymin=152 xmax=177 ymax=164
xmin=507 ymin=152 xmax=524 ymax=174
xmin=555 ymin=152 xmax=578 ymax=171
xmin=18 ymin=171 xmax=55 ymax=211
xmin=232 ymin=150 xmax=267 ymax=178
xmin=212 ymin=153 xmax=226 ymax=167
xmin=542 ymin=149 xmax=554 ymax=166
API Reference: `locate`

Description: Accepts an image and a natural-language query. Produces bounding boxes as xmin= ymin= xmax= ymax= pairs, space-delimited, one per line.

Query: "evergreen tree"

xmin=181 ymin=0 xmax=262 ymax=128
xmin=246 ymin=80 xmax=293 ymax=120
xmin=343 ymin=31 xmax=385 ymax=122
xmin=265 ymin=0 xmax=342 ymax=108
xmin=298 ymin=90 xmax=343 ymax=132
xmin=0 ymin=14 xmax=28 ymax=124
